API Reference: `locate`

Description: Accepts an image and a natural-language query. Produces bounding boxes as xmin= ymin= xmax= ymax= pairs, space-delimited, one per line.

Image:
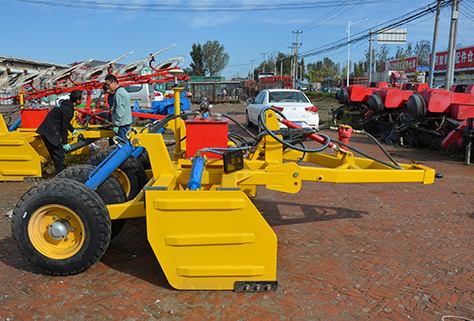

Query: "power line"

xmin=14 ymin=0 xmax=417 ymax=12
xmin=297 ymin=0 xmax=452 ymax=60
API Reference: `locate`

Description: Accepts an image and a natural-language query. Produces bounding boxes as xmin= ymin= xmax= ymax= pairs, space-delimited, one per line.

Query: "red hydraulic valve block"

xmin=338 ymin=125 xmax=353 ymax=150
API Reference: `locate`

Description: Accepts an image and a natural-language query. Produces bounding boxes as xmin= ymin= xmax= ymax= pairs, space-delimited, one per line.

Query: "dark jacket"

xmin=36 ymin=100 xmax=75 ymax=146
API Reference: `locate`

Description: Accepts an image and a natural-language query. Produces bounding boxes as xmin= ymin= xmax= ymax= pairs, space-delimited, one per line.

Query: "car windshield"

xmin=269 ymin=91 xmax=309 ymax=103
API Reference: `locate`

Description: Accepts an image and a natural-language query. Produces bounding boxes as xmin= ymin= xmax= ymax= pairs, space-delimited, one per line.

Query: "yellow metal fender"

xmin=145 ymin=189 xmax=277 ymax=290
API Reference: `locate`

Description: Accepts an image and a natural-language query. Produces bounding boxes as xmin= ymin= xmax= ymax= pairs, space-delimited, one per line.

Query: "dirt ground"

xmin=1 ymin=101 xmax=474 ymax=320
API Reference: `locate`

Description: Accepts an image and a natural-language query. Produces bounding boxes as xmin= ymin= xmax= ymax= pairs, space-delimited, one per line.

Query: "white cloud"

xmin=182 ymin=14 xmax=238 ymax=28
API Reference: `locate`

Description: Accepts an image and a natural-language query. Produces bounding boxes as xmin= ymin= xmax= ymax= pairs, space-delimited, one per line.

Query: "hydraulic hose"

xmin=259 ymin=107 xmax=332 ymax=153
xmin=222 ymin=113 xmax=258 ymax=141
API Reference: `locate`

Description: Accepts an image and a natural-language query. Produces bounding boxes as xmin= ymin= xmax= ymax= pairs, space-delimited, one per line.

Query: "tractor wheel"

xmin=11 ymin=179 xmax=111 ymax=275
xmin=56 ymin=165 xmax=127 ymax=239
xmin=136 ymin=149 xmax=151 ymax=170
xmin=86 ymin=148 xmax=148 ymax=200
xmin=245 ymin=111 xmax=253 ymax=128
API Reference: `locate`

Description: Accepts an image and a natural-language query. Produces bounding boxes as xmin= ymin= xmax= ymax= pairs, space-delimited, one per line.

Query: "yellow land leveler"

xmin=0 ymin=111 xmax=114 ymax=181
xmin=10 ymin=90 xmax=436 ymax=292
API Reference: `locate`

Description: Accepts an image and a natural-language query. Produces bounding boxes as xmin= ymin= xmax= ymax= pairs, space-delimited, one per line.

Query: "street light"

xmin=346 ymin=18 xmax=368 ymax=87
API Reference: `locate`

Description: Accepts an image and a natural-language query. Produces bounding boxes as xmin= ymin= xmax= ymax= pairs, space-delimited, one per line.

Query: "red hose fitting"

xmin=338 ymin=125 xmax=353 ymax=150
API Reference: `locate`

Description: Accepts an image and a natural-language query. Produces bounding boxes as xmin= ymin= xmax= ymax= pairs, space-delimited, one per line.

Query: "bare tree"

xmin=377 ymin=45 xmax=391 ymax=70
xmin=414 ymin=40 xmax=431 ymax=66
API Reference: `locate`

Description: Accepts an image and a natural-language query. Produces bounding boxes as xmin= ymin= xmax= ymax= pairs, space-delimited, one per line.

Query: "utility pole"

xmin=428 ymin=0 xmax=442 ymax=88
xmin=261 ymin=53 xmax=266 ymax=73
xmin=250 ymin=60 xmax=255 ymax=81
xmin=346 ymin=19 xmax=367 ymax=87
xmin=293 ymin=30 xmax=302 ymax=89
xmin=280 ymin=60 xmax=283 ymax=77
xmin=445 ymin=0 xmax=460 ymax=89
xmin=369 ymin=29 xmax=373 ymax=82
xmin=288 ymin=45 xmax=295 ymax=82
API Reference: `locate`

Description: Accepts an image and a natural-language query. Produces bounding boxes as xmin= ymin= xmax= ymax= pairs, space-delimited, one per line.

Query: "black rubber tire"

xmin=11 ymin=179 xmax=111 ymax=275
xmin=86 ymin=147 xmax=148 ymax=200
xmin=367 ymin=92 xmax=384 ymax=113
xmin=405 ymin=93 xmax=426 ymax=119
xmin=56 ymin=165 xmax=127 ymax=239
xmin=336 ymin=88 xmax=349 ymax=105
xmin=245 ymin=111 xmax=253 ymax=128
xmin=136 ymin=148 xmax=151 ymax=170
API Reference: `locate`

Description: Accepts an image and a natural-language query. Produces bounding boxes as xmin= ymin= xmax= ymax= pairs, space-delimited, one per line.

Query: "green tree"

xmin=202 ymin=40 xmax=230 ymax=76
xmin=189 ymin=43 xmax=205 ymax=76
xmin=353 ymin=61 xmax=366 ymax=76
xmin=306 ymin=57 xmax=340 ymax=79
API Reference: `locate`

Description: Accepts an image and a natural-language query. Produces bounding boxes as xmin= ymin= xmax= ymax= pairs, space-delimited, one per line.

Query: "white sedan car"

xmin=246 ymin=89 xmax=319 ymax=130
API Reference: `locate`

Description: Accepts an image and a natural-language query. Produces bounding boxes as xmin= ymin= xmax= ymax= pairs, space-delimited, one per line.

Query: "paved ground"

xmin=1 ymin=106 xmax=474 ymax=320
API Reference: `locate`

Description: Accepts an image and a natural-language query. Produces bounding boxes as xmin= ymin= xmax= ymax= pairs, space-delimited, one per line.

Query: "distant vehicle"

xmin=153 ymin=90 xmax=164 ymax=102
xmin=245 ymin=88 xmax=319 ymax=130
xmin=53 ymin=89 xmax=102 ymax=107
xmin=123 ymin=83 xmax=155 ymax=108
xmin=257 ymin=72 xmax=274 ymax=80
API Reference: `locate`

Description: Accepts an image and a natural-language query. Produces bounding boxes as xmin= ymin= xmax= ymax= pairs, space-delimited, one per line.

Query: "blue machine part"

xmin=186 ymin=155 xmax=205 ymax=191
xmin=131 ymin=146 xmax=144 ymax=159
xmin=9 ymin=117 xmax=21 ymax=131
xmin=85 ymin=141 xmax=135 ymax=190
xmin=151 ymin=92 xmax=190 ymax=116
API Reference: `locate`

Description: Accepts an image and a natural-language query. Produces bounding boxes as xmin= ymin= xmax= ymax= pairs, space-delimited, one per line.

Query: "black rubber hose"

xmin=222 ymin=113 xmax=258 ymax=141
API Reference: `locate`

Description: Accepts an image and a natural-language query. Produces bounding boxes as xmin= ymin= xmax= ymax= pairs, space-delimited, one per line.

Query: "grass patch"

xmin=305 ymin=92 xmax=337 ymax=99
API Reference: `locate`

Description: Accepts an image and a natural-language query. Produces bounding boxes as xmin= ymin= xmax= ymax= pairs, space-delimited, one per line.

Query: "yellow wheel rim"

xmin=112 ymin=168 xmax=131 ymax=197
xmin=28 ymin=204 xmax=85 ymax=260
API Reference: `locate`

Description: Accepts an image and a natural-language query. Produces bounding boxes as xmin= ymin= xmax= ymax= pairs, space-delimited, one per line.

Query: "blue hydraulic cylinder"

xmin=85 ymin=141 xmax=135 ymax=190
xmin=186 ymin=155 xmax=205 ymax=191
xmin=9 ymin=117 xmax=21 ymax=131
xmin=131 ymin=146 xmax=144 ymax=158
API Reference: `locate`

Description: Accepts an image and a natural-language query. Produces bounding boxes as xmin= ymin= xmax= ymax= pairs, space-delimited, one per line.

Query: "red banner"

xmin=431 ymin=46 xmax=474 ymax=71
xmin=387 ymin=56 xmax=418 ymax=73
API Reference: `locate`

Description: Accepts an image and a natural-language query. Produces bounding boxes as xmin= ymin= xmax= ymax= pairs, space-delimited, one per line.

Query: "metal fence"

xmin=188 ymin=81 xmax=245 ymax=103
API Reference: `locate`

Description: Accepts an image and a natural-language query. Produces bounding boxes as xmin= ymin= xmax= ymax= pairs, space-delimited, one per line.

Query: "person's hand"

xmin=72 ymin=130 xmax=78 ymax=137
xmin=113 ymin=126 xmax=119 ymax=134
xmin=63 ymin=144 xmax=71 ymax=152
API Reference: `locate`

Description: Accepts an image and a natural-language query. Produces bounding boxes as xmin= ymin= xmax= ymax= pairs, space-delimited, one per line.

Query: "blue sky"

xmin=2 ymin=0 xmax=474 ymax=80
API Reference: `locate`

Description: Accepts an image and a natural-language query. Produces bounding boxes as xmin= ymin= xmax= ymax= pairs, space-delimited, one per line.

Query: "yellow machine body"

xmin=104 ymin=106 xmax=435 ymax=290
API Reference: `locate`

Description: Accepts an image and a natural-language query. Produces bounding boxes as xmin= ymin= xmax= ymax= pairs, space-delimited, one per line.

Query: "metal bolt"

xmin=66 ymin=216 xmax=70 ymax=220
xmin=255 ymin=284 xmax=261 ymax=291
xmin=265 ymin=284 xmax=272 ymax=291
xmin=72 ymin=227 xmax=76 ymax=232
xmin=243 ymin=284 xmax=250 ymax=291
xmin=65 ymin=236 xmax=69 ymax=241
xmin=53 ymin=215 xmax=58 ymax=219
xmin=293 ymin=172 xmax=299 ymax=178
xmin=269 ymin=113 xmax=273 ymax=117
